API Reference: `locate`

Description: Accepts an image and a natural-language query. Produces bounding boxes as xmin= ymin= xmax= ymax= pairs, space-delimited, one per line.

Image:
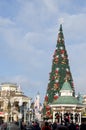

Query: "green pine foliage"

xmin=43 ymin=24 xmax=75 ymax=119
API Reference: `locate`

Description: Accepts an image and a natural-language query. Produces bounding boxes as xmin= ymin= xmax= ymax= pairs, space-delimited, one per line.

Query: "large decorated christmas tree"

xmin=43 ymin=24 xmax=75 ymax=119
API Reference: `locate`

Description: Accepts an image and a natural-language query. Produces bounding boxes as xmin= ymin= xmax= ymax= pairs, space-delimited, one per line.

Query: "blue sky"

xmin=0 ymin=0 xmax=86 ymax=103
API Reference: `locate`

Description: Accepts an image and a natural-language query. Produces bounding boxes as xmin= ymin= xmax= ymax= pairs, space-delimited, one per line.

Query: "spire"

xmin=59 ymin=24 xmax=63 ymax=32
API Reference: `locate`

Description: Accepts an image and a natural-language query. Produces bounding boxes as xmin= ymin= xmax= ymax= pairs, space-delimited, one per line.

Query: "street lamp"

xmin=10 ymin=98 xmax=14 ymax=122
xmin=18 ymin=98 xmax=23 ymax=130
xmin=24 ymin=104 xmax=27 ymax=123
xmin=29 ymin=108 xmax=35 ymax=121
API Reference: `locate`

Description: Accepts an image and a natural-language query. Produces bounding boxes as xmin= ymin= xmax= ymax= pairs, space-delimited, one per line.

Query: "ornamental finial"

xmin=58 ymin=18 xmax=64 ymax=25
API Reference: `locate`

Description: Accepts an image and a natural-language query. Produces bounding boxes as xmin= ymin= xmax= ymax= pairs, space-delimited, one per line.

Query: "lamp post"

xmin=18 ymin=113 xmax=22 ymax=130
xmin=10 ymin=98 xmax=14 ymax=122
xmin=18 ymin=98 xmax=23 ymax=130
xmin=24 ymin=105 xmax=27 ymax=123
xmin=28 ymin=108 xmax=32 ymax=122
xmin=27 ymin=100 xmax=31 ymax=123
xmin=29 ymin=108 xmax=35 ymax=121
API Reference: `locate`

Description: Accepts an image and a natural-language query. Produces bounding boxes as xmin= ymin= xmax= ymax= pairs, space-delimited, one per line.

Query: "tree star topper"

xmin=58 ymin=18 xmax=64 ymax=24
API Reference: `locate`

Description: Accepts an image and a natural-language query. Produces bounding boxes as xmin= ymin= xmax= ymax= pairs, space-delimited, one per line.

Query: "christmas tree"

xmin=43 ymin=24 xmax=75 ymax=119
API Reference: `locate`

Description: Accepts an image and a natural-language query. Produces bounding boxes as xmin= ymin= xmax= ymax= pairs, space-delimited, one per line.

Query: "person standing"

xmin=52 ymin=121 xmax=57 ymax=130
xmin=80 ymin=121 xmax=86 ymax=130
xmin=32 ymin=121 xmax=41 ymax=130
xmin=42 ymin=122 xmax=52 ymax=130
xmin=68 ymin=121 xmax=76 ymax=130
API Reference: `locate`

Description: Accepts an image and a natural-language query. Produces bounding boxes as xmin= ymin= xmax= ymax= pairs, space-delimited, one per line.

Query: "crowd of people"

xmin=0 ymin=120 xmax=86 ymax=130
xmin=21 ymin=120 xmax=86 ymax=130
xmin=27 ymin=120 xmax=86 ymax=130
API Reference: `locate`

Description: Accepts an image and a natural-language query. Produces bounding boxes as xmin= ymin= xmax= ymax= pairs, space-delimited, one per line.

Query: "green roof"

xmin=60 ymin=81 xmax=73 ymax=91
xmin=52 ymin=96 xmax=80 ymax=105
xmin=51 ymin=81 xmax=82 ymax=105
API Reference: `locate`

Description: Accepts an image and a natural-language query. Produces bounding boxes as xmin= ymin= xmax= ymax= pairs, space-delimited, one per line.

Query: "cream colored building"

xmin=81 ymin=95 xmax=86 ymax=121
xmin=0 ymin=82 xmax=31 ymax=123
xmin=49 ymin=81 xmax=84 ymax=125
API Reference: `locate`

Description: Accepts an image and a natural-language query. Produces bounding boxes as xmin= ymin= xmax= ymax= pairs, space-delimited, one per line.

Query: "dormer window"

xmin=60 ymin=81 xmax=73 ymax=97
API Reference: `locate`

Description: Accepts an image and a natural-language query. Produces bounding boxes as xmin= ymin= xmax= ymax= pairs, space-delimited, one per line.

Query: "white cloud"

xmin=0 ymin=16 xmax=15 ymax=26
xmin=42 ymin=0 xmax=58 ymax=12
xmin=0 ymin=0 xmax=86 ymax=102
xmin=67 ymin=42 xmax=86 ymax=95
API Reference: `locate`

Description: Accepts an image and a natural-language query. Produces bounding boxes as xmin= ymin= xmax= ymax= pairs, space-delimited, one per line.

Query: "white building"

xmin=0 ymin=82 xmax=31 ymax=123
xmin=49 ymin=81 xmax=84 ymax=125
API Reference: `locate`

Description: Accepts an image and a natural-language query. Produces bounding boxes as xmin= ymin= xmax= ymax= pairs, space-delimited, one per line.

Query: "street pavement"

xmin=7 ymin=123 xmax=20 ymax=130
xmin=0 ymin=122 xmax=20 ymax=130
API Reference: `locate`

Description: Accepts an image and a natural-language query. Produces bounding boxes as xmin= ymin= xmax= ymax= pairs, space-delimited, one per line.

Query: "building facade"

xmin=0 ymin=82 xmax=31 ymax=123
xmin=50 ymin=81 xmax=83 ymax=125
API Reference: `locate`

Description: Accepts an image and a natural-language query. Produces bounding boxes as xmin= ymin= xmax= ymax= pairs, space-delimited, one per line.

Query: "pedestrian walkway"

xmin=7 ymin=123 xmax=20 ymax=130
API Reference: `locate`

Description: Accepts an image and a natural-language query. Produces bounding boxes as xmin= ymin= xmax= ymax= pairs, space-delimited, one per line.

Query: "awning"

xmin=0 ymin=112 xmax=4 ymax=117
